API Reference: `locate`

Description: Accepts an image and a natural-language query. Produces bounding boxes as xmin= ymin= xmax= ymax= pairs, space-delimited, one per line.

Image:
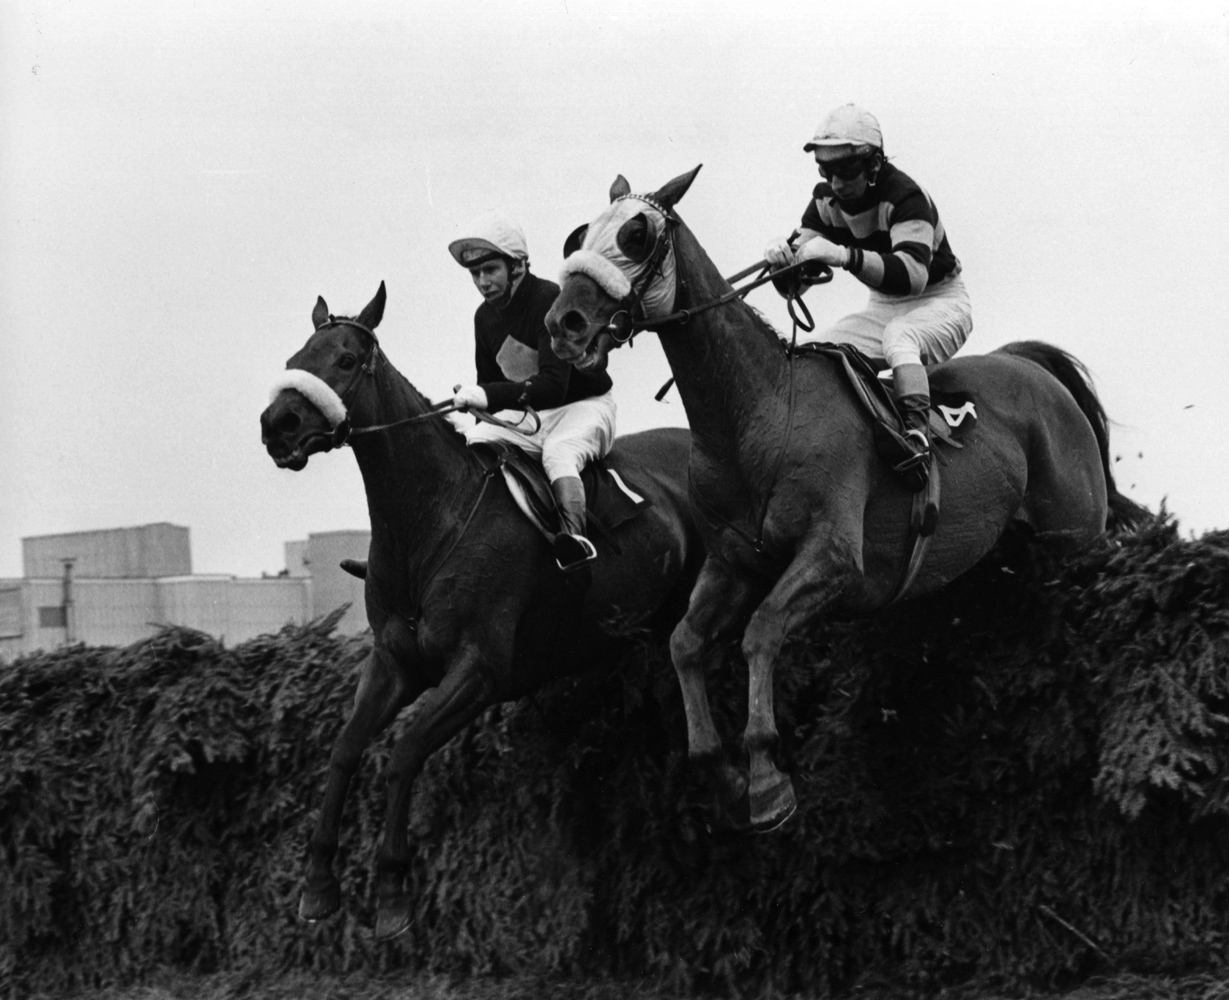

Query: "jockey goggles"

xmin=817 ymin=156 xmax=871 ymax=182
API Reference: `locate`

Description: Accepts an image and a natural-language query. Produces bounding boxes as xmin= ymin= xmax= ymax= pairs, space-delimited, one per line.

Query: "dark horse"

xmin=546 ymin=167 xmax=1141 ymax=833
xmin=260 ymin=282 xmax=701 ymax=938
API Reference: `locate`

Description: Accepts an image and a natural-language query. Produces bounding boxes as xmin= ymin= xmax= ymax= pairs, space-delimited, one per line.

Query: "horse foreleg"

xmin=372 ymin=645 xmax=495 ymax=940
xmin=742 ymin=530 xmax=863 ymax=832
xmin=300 ymin=645 xmax=419 ymax=922
xmin=668 ymin=556 xmax=766 ymax=823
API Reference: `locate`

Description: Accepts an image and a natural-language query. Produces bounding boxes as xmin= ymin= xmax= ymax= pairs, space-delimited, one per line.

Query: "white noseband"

xmin=269 ymin=369 xmax=347 ymax=428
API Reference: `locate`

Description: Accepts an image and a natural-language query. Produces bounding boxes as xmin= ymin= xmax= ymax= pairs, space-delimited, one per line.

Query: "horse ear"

xmin=609 ymin=175 xmax=631 ymax=202
xmin=651 ymin=164 xmax=703 ymax=213
xmin=312 ymin=296 xmax=329 ymax=330
xmin=562 ymin=224 xmax=589 ymax=258
xmin=357 ymin=281 xmax=386 ymax=331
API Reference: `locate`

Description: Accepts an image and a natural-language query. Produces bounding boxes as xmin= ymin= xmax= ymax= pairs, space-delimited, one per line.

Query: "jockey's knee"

xmin=883 ymin=325 xmax=926 ymax=370
xmin=542 ymin=448 xmax=584 ymax=482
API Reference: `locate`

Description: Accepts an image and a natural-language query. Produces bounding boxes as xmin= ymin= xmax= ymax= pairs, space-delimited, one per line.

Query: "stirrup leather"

xmin=553 ymin=532 xmax=597 ymax=573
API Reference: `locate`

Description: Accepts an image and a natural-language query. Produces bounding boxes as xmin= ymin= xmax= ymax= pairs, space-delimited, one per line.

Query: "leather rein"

xmin=599 ymin=214 xmax=833 ymax=348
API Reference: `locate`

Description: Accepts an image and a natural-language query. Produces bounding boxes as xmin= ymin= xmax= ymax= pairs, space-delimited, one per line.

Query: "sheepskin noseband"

xmin=269 ymin=368 xmax=347 ymax=428
xmin=559 ymin=249 xmax=632 ymax=301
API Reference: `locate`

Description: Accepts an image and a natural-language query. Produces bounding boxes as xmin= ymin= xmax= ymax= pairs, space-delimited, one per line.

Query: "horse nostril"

xmin=274 ymin=412 xmax=300 ymax=436
xmin=562 ymin=310 xmax=588 ymax=336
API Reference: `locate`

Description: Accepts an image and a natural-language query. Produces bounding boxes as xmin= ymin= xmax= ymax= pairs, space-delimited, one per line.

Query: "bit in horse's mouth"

xmin=274 ymin=449 xmax=309 ymax=471
xmin=270 ymin=430 xmax=332 ymax=470
xmin=574 ymin=340 xmax=603 ymax=372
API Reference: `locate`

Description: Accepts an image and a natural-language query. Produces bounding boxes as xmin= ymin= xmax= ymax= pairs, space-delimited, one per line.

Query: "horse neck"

xmin=348 ymin=356 xmax=480 ymax=545
xmin=657 ymin=221 xmax=789 ymax=449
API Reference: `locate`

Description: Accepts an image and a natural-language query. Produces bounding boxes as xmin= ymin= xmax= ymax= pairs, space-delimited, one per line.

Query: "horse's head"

xmin=261 ymin=282 xmax=386 ymax=470
xmin=547 ymin=165 xmax=702 ymax=369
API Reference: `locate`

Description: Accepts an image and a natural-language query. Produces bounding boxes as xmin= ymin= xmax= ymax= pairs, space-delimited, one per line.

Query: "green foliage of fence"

xmin=3 ymin=516 xmax=1229 ymax=997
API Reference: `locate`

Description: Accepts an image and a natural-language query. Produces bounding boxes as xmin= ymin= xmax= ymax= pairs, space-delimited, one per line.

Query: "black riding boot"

xmin=551 ymin=475 xmax=597 ymax=573
xmin=340 ymin=558 xmax=367 ymax=580
xmin=892 ymin=363 xmax=932 ymax=492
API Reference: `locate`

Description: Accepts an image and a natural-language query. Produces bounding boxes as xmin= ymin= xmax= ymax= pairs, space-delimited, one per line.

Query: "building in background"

xmin=0 ymin=523 xmax=370 ymax=661
xmin=283 ymin=529 xmax=370 ymax=636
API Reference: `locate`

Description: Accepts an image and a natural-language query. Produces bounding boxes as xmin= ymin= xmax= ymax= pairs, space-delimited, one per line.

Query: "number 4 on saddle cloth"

xmin=789 ymin=342 xmax=978 ymax=538
xmin=339 ymin=443 xmax=653 ymax=580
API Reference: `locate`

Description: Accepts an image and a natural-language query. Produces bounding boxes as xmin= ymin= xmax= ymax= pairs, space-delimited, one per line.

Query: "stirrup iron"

xmin=553 ymin=533 xmax=597 ymax=573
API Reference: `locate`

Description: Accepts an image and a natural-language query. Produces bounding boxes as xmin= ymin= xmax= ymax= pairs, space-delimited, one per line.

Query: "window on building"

xmin=0 ymin=587 xmax=21 ymax=638
xmin=38 ymin=606 xmax=67 ymax=628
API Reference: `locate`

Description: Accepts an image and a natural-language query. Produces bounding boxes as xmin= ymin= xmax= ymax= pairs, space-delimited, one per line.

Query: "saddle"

xmin=792 ymin=342 xmax=965 ymax=452
xmin=789 ymin=341 xmax=977 ymax=541
xmin=472 ymin=441 xmax=652 ymax=549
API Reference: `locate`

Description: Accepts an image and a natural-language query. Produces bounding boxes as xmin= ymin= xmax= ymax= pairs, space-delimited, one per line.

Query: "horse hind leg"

xmin=741 ymin=528 xmax=863 ymax=832
xmin=300 ymin=646 xmax=419 ymax=922
xmin=1021 ymin=415 xmax=1109 ymax=550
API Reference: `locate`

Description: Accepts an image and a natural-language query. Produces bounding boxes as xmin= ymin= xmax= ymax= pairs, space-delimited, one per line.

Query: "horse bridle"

xmin=311 ymin=316 xmax=383 ymax=449
xmin=591 ymin=194 xmax=679 ymax=346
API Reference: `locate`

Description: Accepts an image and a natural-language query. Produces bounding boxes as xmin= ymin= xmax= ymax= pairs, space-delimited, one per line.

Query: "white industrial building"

xmin=0 ymin=523 xmax=371 ymax=661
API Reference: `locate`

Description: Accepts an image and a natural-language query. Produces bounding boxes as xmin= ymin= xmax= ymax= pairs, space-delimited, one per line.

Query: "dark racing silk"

xmin=474 ymin=271 xmax=613 ymax=412
xmin=800 ymin=161 xmax=960 ymax=297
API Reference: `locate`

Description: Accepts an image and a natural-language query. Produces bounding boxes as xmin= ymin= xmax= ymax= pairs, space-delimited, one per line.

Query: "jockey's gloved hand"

xmin=763 ymin=237 xmax=795 ymax=269
xmin=794 ymin=235 xmax=851 ymax=269
xmin=453 ymin=385 xmax=489 ymax=411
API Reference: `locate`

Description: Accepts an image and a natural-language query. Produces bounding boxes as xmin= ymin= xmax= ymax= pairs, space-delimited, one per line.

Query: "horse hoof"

xmin=375 ymin=901 xmax=413 ymax=941
xmin=299 ymin=881 xmax=341 ymax=922
xmin=750 ymin=775 xmax=797 ymax=833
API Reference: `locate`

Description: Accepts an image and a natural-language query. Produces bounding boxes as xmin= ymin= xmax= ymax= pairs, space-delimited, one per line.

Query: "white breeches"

xmin=463 ymin=391 xmax=617 ymax=482
xmin=819 ymin=272 xmax=973 ymax=368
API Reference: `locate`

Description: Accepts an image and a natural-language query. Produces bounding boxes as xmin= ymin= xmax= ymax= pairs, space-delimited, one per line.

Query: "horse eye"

xmin=338 ymin=354 xmax=357 ymax=371
xmin=616 ymin=214 xmax=655 ymax=263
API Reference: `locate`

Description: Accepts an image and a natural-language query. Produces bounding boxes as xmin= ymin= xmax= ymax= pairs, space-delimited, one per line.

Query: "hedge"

xmin=3 ymin=514 xmax=1229 ymax=997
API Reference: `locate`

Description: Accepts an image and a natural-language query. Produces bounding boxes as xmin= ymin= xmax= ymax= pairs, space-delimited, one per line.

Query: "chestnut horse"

xmin=546 ymin=167 xmax=1142 ymax=832
xmin=260 ymin=283 xmax=702 ymax=938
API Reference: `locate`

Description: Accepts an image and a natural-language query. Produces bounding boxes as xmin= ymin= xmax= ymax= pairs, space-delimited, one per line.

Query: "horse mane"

xmin=742 ymin=300 xmax=791 ymax=344
xmin=336 ymin=312 xmax=476 ymax=457
xmin=672 ymin=216 xmax=790 ymax=354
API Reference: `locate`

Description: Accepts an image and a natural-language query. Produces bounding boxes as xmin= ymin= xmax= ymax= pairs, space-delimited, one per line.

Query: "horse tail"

xmin=996 ymin=340 xmax=1149 ymax=530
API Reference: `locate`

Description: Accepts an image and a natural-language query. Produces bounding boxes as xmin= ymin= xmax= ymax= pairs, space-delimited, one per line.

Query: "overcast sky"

xmin=2 ymin=0 xmax=1227 ymax=579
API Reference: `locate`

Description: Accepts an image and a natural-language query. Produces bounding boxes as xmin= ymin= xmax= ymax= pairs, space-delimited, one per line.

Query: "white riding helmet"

xmin=803 ymin=103 xmax=884 ymax=161
xmin=448 ymin=210 xmax=529 ymax=268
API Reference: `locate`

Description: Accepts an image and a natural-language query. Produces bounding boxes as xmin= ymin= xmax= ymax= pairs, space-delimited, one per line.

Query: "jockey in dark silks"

xmin=764 ymin=103 xmax=973 ymax=480
xmin=448 ymin=211 xmax=616 ymax=573
xmin=342 ymin=212 xmax=616 ymax=582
